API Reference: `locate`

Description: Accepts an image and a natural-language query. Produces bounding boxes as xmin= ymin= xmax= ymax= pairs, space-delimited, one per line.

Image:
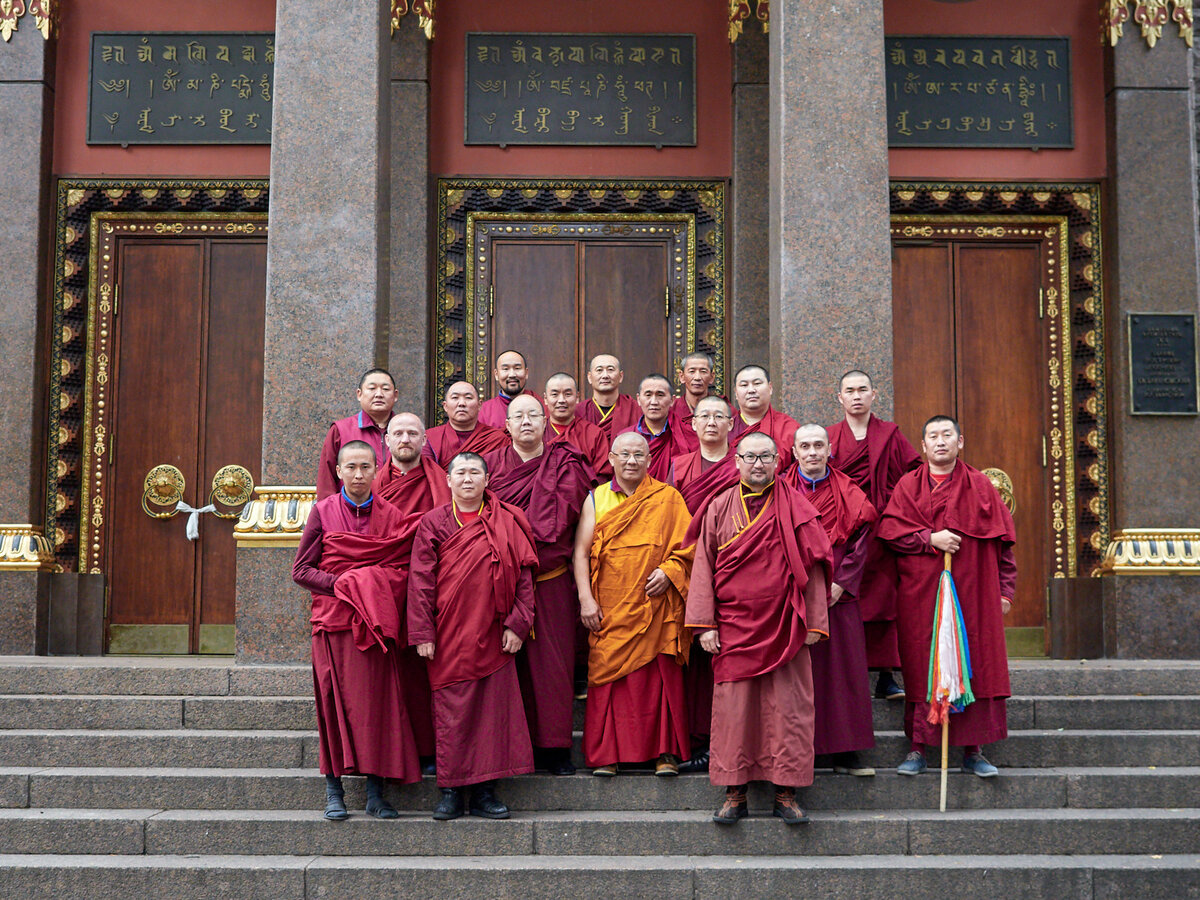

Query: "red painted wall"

xmin=885 ymin=0 xmax=1106 ymax=181
xmin=429 ymin=0 xmax=732 ymax=178
xmin=53 ymin=0 xmax=274 ymax=177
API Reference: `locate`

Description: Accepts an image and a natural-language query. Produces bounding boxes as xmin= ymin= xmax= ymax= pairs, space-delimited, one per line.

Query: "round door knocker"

xmin=209 ymin=464 xmax=255 ymax=518
xmin=982 ymin=467 xmax=1016 ymax=515
xmin=141 ymin=464 xmax=186 ymax=519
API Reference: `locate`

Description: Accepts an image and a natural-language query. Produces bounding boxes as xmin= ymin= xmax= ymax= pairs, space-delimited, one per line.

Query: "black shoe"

xmin=469 ymin=782 xmax=511 ymax=819
xmin=712 ymin=785 xmax=748 ymax=825
xmin=323 ymin=775 xmax=348 ymax=821
xmin=772 ymin=786 xmax=810 ymax=825
xmin=679 ymin=750 xmax=710 ymax=773
xmin=420 ymin=755 xmax=437 ymax=776
xmin=365 ymin=774 xmax=399 ymax=819
xmin=432 ymin=787 xmax=464 ymax=821
xmin=874 ymin=671 xmax=906 ymax=701
xmin=543 ymin=747 xmax=576 ymax=776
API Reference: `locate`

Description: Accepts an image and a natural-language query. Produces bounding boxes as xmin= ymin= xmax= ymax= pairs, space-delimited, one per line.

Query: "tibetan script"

xmin=1128 ymin=313 xmax=1198 ymax=415
xmin=88 ymin=33 xmax=274 ymax=145
xmin=885 ymin=36 xmax=1072 ymax=149
xmin=465 ymin=33 xmax=696 ymax=147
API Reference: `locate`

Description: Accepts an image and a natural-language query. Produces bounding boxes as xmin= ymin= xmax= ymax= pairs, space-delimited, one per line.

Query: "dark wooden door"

xmin=107 ymin=236 xmax=266 ymax=654
xmin=892 ymin=239 xmax=1049 ymax=634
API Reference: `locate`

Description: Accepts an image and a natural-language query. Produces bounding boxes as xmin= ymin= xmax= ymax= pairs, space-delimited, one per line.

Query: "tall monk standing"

xmin=783 ymin=424 xmax=878 ymax=777
xmin=827 ymin=370 xmax=922 ymax=701
xmin=370 ymin=413 xmax=452 ymax=770
xmin=878 ymin=415 xmax=1015 ymax=779
xmin=408 ymin=452 xmax=539 ymax=819
xmin=315 ymin=368 xmax=397 ymax=500
xmin=543 ymin=372 xmax=611 ymax=479
xmin=670 ymin=351 xmax=720 ymax=453
xmin=579 ymin=353 xmax=640 ymax=441
xmin=622 ymin=374 xmax=693 ymax=481
xmin=730 ymin=365 xmax=800 ymax=470
xmin=478 ymin=349 xmax=542 ymax=428
xmin=422 ymin=381 xmax=512 ymax=465
xmin=292 ymin=441 xmax=420 ymax=821
xmin=484 ymin=394 xmax=595 ymax=775
xmin=687 ymin=433 xmax=832 ymax=825
xmin=574 ymin=432 xmax=693 ymax=777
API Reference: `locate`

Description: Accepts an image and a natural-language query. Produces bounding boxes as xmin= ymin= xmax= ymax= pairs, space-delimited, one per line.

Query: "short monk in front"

xmin=408 ymin=451 xmax=539 ymax=820
xmin=729 ymin=365 xmax=800 ymax=470
xmin=422 ymin=381 xmax=512 ymax=465
xmin=484 ymin=394 xmax=595 ymax=776
xmin=543 ymin=371 xmax=611 ymax=480
xmin=574 ymin=432 xmax=693 ymax=777
xmin=878 ymin=415 xmax=1015 ymax=780
xmin=621 ymin=373 xmax=693 ymax=481
xmin=687 ymin=433 xmax=832 ymax=825
xmin=783 ymin=424 xmax=878 ymax=777
xmin=578 ymin=353 xmax=640 ymax=442
xmin=292 ymin=440 xmax=420 ymax=821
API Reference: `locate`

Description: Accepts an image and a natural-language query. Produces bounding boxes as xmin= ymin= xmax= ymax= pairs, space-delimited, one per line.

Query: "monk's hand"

xmin=501 ymin=628 xmax=523 ymax=654
xmin=1000 ymin=597 xmax=1012 ymax=615
xmin=645 ymin=567 xmax=670 ymax=597
xmin=416 ymin=642 xmax=435 ymax=660
xmin=579 ymin=595 xmax=602 ymax=633
xmin=830 ymin=583 xmax=845 ymax=604
xmin=804 ymin=631 xmax=822 ymax=646
xmin=699 ymin=629 xmax=720 ymax=654
xmin=931 ymin=529 xmax=961 ymax=554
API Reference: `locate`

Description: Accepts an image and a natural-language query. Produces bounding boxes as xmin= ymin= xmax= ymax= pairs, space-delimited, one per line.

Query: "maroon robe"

xmin=421 ymin=421 xmax=512 ymax=465
xmin=783 ymin=464 xmax=878 ymax=756
xmin=827 ymin=415 xmax=922 ymax=668
xmin=878 ymin=462 xmax=1016 ymax=747
xmin=407 ymin=494 xmax=538 ymax=786
xmin=483 ymin=444 xmax=594 ymax=749
xmin=546 ymin=414 xmax=612 ymax=480
xmin=730 ymin=406 xmax=801 ymax=470
xmin=620 ymin=416 xmax=692 ymax=482
xmin=478 ymin=389 xmax=545 ymax=429
xmin=315 ymin=411 xmax=391 ymax=500
xmin=578 ymin=393 xmax=640 ymax=443
xmin=292 ymin=492 xmax=420 ymax=782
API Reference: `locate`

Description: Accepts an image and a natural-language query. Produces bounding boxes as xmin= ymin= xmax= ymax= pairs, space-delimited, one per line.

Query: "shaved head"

xmin=444 ymin=380 xmax=478 ymax=401
xmin=590 ymin=353 xmax=621 ymax=370
xmin=611 ymin=431 xmax=649 ymax=455
xmin=794 ymin=423 xmax=828 ymax=442
xmin=695 ymin=395 xmax=731 ymax=416
xmin=388 ymin=412 xmax=424 ymax=436
xmin=545 ymin=372 xmax=578 ymax=392
xmin=507 ymin=393 xmax=543 ymax=416
xmin=739 ymin=431 xmax=777 ymax=453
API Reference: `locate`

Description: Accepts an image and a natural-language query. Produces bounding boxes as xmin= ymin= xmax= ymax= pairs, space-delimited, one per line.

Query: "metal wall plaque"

xmin=88 ymin=32 xmax=274 ymax=145
xmin=885 ymin=36 xmax=1072 ymax=149
xmin=1128 ymin=313 xmax=1198 ymax=415
xmin=465 ymin=33 xmax=696 ymax=147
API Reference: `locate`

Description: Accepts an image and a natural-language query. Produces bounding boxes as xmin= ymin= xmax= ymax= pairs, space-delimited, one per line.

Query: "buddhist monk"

xmin=578 ymin=353 xmax=640 ymax=441
xmin=670 ymin=351 xmax=720 ymax=454
xmin=687 ymin=433 xmax=832 ymax=825
xmin=783 ymin=424 xmax=878 ymax=777
xmin=408 ymin=451 xmax=539 ymax=819
xmin=574 ymin=432 xmax=693 ymax=777
xmin=826 ymin=370 xmax=922 ymax=701
xmin=878 ymin=415 xmax=1015 ymax=779
xmin=622 ymin=374 xmax=692 ymax=481
xmin=315 ymin=368 xmax=397 ymax=500
xmin=543 ymin=372 xmax=611 ymax=479
xmin=730 ymin=365 xmax=800 ymax=470
xmin=484 ymin=394 xmax=595 ymax=775
xmin=478 ymin=349 xmax=542 ymax=428
xmin=422 ymin=381 xmax=512 ymax=465
xmin=292 ymin=440 xmax=420 ymax=821
xmin=370 ymin=413 xmax=452 ymax=770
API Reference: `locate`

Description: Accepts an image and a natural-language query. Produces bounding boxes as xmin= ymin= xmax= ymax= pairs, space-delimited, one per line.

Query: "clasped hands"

xmin=416 ymin=627 xmax=523 ymax=661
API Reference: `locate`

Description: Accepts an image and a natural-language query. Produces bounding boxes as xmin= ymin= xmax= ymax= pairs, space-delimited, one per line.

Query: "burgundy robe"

xmin=687 ymin=480 xmax=833 ymax=786
xmin=407 ymin=494 xmax=538 ymax=786
xmin=315 ymin=411 xmax=391 ymax=501
xmin=730 ymin=406 xmax=801 ymax=470
xmin=578 ymin=393 xmax=640 ymax=443
xmin=546 ymin=415 xmax=612 ymax=480
xmin=827 ymin=415 xmax=922 ymax=668
xmin=478 ymin=389 xmax=545 ymax=429
xmin=878 ymin=462 xmax=1016 ymax=747
xmin=483 ymin=444 xmax=594 ymax=749
xmin=292 ymin=492 xmax=420 ymax=782
xmin=784 ymin=464 xmax=878 ymax=756
xmin=620 ymin=417 xmax=693 ymax=482
xmin=421 ymin=421 xmax=512 ymax=465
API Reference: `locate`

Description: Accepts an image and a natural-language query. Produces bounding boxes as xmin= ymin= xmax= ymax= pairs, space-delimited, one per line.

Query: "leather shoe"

xmin=897 ymin=751 xmax=927 ymax=776
xmin=874 ymin=671 xmax=906 ymax=701
xmin=678 ymin=750 xmax=709 ymax=773
xmin=962 ymin=753 xmax=999 ymax=778
xmin=432 ymin=787 xmax=464 ymax=821
xmin=469 ymin=783 xmax=511 ymax=819
xmin=544 ymin=747 xmax=576 ymax=776
xmin=712 ymin=785 xmax=748 ymax=825
xmin=592 ymin=763 xmax=617 ymax=777
xmin=772 ymin=786 xmax=810 ymax=825
xmin=655 ymin=754 xmax=680 ymax=776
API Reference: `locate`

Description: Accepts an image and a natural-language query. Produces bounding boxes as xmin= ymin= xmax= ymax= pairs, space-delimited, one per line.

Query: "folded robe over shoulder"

xmin=671 ymin=448 xmax=739 ymax=517
xmin=372 ymin=455 xmax=451 ymax=513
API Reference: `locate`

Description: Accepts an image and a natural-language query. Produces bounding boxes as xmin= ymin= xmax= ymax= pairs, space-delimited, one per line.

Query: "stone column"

xmin=0 ymin=23 xmax=55 ymax=653
xmin=767 ymin=0 xmax=894 ymax=422
xmin=237 ymin=0 xmax=392 ymax=663
xmin=1095 ymin=35 xmax=1200 ymax=657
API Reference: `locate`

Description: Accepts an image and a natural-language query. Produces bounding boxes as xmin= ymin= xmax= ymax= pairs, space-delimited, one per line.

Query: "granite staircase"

xmin=0 ymin=656 xmax=1198 ymax=899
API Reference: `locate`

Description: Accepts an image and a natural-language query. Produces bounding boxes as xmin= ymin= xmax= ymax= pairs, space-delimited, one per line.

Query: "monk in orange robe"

xmin=422 ymin=381 xmax=512 ymax=465
xmin=573 ymin=432 xmax=693 ymax=776
xmin=729 ymin=365 xmax=801 ymax=470
xmin=543 ymin=372 xmax=611 ymax=480
xmin=687 ymin=433 xmax=832 ymax=825
xmin=578 ymin=353 xmax=640 ymax=442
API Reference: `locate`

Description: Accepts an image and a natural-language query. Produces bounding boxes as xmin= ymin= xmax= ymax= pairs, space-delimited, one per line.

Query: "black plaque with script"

xmin=1128 ymin=313 xmax=1198 ymax=415
xmin=465 ymin=33 xmax=696 ymax=146
xmin=885 ymin=35 xmax=1072 ymax=149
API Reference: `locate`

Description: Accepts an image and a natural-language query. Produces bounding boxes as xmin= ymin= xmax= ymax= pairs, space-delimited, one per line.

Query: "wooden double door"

xmin=892 ymin=227 xmax=1052 ymax=642
xmin=97 ymin=220 xmax=267 ymax=654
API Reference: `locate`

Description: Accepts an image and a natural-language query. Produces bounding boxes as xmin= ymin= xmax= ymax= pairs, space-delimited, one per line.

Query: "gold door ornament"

xmin=982 ymin=467 xmax=1017 ymax=515
xmin=141 ymin=464 xmax=185 ymax=517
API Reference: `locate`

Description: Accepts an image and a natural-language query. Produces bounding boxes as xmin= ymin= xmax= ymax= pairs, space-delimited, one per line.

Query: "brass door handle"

xmin=141 ymin=465 xmax=186 ymax=518
xmin=141 ymin=465 xmax=256 ymax=535
xmin=982 ymin=467 xmax=1016 ymax=514
xmin=209 ymin=465 xmax=255 ymax=518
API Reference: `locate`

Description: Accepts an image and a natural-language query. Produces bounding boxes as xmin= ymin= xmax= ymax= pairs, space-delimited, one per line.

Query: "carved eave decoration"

xmin=234 ymin=486 xmax=316 ymax=548
xmin=1104 ymin=0 xmax=1194 ymax=48
xmin=0 ymin=525 xmax=57 ymax=571
xmin=0 ymin=0 xmax=55 ymax=42
xmin=391 ymin=0 xmax=435 ymax=40
xmin=729 ymin=0 xmax=769 ymax=42
xmin=1096 ymin=529 xmax=1200 ymax=574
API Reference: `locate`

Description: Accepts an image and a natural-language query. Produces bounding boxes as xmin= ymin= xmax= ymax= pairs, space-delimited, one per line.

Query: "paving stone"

xmin=0 ymin=730 xmax=307 ymax=768
xmin=0 ymin=663 xmax=231 ymax=697
xmin=0 ymin=808 xmax=149 ymax=854
xmin=0 ymin=769 xmax=30 ymax=809
xmin=227 ymin=666 xmax=311 ymax=697
xmin=1065 ymin=767 xmax=1200 ymax=808
xmin=183 ymin=697 xmax=314 ymax=731
xmin=0 ymin=696 xmax=183 ymax=730
xmin=1034 ymin=696 xmax=1200 ymax=730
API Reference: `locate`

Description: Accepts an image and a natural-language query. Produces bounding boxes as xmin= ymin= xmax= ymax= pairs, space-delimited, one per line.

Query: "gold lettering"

xmin=101 ymin=45 xmax=126 ymax=64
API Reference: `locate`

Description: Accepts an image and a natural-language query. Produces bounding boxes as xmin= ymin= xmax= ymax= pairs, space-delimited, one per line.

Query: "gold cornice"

xmin=1 ymin=0 xmax=55 ymax=43
xmin=391 ymin=0 xmax=434 ymax=40
xmin=234 ymin=486 xmax=316 ymax=548
xmin=1096 ymin=529 xmax=1200 ymax=574
xmin=1103 ymin=1 xmax=1194 ymax=48
xmin=0 ymin=525 xmax=56 ymax=571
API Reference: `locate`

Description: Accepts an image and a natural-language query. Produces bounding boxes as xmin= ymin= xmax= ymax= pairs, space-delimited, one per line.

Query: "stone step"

xmin=8 ymin=766 xmax=1200 ymax=812
xmin=0 ymin=806 xmax=1197 ymax=858
xmin=0 ymin=853 xmax=1197 ymax=900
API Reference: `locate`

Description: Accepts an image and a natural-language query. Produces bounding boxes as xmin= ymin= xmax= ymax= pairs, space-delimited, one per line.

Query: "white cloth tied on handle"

xmin=175 ymin=501 xmax=216 ymax=540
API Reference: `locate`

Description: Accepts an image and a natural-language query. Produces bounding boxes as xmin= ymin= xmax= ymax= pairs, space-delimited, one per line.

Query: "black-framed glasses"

xmin=736 ymin=451 xmax=777 ymax=464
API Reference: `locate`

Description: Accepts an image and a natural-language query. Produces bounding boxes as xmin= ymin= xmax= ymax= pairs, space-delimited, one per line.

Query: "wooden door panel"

xmin=891 ymin=243 xmax=955 ymax=448
xmin=582 ymin=242 xmax=669 ymax=386
xmin=954 ymin=243 xmax=1047 ymax=627
xmin=492 ymin=241 xmax=578 ymax=392
xmin=109 ymin=240 xmax=205 ymax=626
